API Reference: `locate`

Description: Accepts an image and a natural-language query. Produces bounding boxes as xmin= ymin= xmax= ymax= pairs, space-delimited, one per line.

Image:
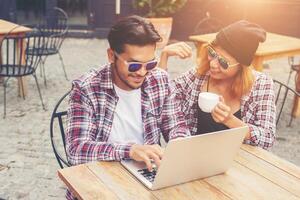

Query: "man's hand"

xmin=129 ymin=144 xmax=164 ymax=171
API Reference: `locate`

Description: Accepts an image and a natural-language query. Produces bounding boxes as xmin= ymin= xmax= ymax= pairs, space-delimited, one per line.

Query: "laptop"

xmin=120 ymin=126 xmax=248 ymax=190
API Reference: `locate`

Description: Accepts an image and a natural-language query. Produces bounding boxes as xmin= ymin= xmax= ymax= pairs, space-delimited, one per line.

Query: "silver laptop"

xmin=121 ymin=126 xmax=248 ymax=190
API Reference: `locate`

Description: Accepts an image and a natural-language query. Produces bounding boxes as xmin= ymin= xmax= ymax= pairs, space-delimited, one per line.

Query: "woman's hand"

xmin=211 ymin=96 xmax=233 ymax=124
xmin=212 ymin=96 xmax=251 ymax=139
xmin=162 ymin=42 xmax=192 ymax=59
xmin=158 ymin=42 xmax=192 ymax=70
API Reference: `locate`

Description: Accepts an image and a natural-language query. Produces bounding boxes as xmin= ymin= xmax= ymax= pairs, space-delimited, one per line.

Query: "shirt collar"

xmin=97 ymin=64 xmax=114 ymax=90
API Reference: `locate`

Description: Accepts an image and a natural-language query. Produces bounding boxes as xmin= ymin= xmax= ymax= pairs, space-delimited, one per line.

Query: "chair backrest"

xmin=273 ymin=79 xmax=300 ymax=127
xmin=0 ymin=29 xmax=44 ymax=77
xmin=288 ymin=56 xmax=300 ymax=72
xmin=38 ymin=7 xmax=68 ymax=51
xmin=50 ymin=90 xmax=71 ymax=169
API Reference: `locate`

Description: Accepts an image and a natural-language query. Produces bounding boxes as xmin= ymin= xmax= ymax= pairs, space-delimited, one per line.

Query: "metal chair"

xmin=273 ymin=79 xmax=300 ymax=127
xmin=50 ymin=90 xmax=71 ymax=169
xmin=287 ymin=56 xmax=300 ymax=85
xmin=27 ymin=7 xmax=69 ymax=87
xmin=0 ymin=27 xmax=46 ymax=118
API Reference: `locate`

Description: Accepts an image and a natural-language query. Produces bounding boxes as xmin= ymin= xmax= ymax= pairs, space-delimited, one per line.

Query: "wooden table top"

xmin=0 ymin=19 xmax=32 ymax=36
xmin=58 ymin=144 xmax=300 ymax=200
xmin=189 ymin=32 xmax=300 ymax=58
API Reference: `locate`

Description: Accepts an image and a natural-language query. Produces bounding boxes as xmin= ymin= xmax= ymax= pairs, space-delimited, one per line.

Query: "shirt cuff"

xmin=247 ymin=125 xmax=260 ymax=145
xmin=114 ymin=143 xmax=133 ymax=160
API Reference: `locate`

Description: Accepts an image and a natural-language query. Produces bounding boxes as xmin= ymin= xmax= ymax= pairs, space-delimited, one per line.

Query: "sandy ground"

xmin=0 ymin=39 xmax=299 ymax=199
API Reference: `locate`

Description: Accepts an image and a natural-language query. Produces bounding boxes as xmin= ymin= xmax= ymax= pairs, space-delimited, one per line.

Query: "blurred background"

xmin=0 ymin=0 xmax=299 ymax=39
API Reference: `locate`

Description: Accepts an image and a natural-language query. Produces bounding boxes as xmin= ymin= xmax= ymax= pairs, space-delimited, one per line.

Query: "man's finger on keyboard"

xmin=147 ymin=151 xmax=161 ymax=168
xmin=140 ymin=154 xmax=153 ymax=171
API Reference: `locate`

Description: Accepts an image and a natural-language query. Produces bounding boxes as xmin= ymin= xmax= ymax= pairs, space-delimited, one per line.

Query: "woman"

xmin=159 ymin=20 xmax=276 ymax=150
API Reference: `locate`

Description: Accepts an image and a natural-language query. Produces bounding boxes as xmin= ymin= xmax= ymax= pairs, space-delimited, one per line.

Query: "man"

xmin=66 ymin=15 xmax=190 ymax=199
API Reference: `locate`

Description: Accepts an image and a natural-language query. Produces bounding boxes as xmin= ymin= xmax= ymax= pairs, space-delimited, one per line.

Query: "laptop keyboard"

xmin=138 ymin=168 xmax=157 ymax=182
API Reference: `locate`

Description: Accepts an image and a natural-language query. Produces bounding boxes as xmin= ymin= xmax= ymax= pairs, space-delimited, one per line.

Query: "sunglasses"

xmin=207 ymin=46 xmax=239 ymax=69
xmin=114 ymin=51 xmax=158 ymax=72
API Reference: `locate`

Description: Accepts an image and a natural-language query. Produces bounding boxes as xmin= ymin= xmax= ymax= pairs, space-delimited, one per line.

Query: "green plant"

xmin=133 ymin=0 xmax=187 ymax=18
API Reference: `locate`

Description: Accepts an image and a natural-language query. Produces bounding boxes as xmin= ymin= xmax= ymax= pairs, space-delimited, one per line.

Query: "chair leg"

xmin=33 ymin=74 xmax=46 ymax=110
xmin=42 ymin=61 xmax=47 ymax=88
xmin=3 ymin=81 xmax=6 ymax=118
xmin=39 ymin=59 xmax=43 ymax=78
xmin=287 ymin=56 xmax=296 ymax=85
xmin=39 ymin=56 xmax=47 ymax=78
xmin=286 ymin=67 xmax=293 ymax=85
xmin=3 ymin=78 xmax=10 ymax=118
xmin=58 ymin=51 xmax=68 ymax=81
xmin=39 ymin=56 xmax=48 ymax=87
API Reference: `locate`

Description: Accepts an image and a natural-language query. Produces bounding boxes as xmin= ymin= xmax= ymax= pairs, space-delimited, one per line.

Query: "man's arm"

xmin=66 ymin=84 xmax=132 ymax=165
xmin=66 ymin=83 xmax=166 ymax=171
xmin=161 ymin=80 xmax=191 ymax=142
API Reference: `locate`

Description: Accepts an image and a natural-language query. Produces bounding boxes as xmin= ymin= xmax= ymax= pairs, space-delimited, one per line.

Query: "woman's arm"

xmin=158 ymin=42 xmax=192 ymax=70
xmin=211 ymin=76 xmax=276 ymax=150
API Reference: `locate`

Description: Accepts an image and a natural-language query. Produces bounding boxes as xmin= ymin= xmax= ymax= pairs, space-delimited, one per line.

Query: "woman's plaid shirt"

xmin=172 ymin=69 xmax=276 ymax=150
xmin=66 ymin=64 xmax=190 ymax=166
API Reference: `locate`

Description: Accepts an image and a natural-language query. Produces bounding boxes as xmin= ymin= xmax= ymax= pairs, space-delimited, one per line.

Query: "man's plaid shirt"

xmin=172 ymin=69 xmax=276 ymax=150
xmin=66 ymin=64 xmax=190 ymax=166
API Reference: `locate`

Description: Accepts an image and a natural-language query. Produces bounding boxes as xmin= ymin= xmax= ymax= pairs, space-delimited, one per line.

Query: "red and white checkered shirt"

xmin=65 ymin=64 xmax=190 ymax=199
xmin=172 ymin=69 xmax=276 ymax=150
xmin=66 ymin=64 xmax=190 ymax=164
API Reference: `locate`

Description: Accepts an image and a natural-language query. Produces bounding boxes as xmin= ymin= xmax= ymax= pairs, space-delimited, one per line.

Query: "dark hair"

xmin=107 ymin=15 xmax=161 ymax=53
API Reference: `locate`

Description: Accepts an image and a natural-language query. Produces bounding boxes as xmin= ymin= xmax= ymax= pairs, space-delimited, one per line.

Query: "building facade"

xmin=0 ymin=0 xmax=299 ymax=39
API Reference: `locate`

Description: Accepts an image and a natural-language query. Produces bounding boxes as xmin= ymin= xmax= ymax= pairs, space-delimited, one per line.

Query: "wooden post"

xmin=16 ymin=37 xmax=28 ymax=98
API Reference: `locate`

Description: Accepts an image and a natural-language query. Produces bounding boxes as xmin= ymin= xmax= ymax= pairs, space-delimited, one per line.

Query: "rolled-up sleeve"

xmin=161 ymin=80 xmax=191 ymax=142
xmin=244 ymin=75 xmax=276 ymax=150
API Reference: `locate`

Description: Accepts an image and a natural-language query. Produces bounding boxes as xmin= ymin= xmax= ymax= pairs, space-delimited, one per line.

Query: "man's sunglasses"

xmin=114 ymin=51 xmax=158 ymax=72
xmin=207 ymin=46 xmax=239 ymax=69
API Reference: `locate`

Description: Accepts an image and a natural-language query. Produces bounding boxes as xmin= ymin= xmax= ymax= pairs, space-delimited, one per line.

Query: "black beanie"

xmin=215 ymin=20 xmax=266 ymax=66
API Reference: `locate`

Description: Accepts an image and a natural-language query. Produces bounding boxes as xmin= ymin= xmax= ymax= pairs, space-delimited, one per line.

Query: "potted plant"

xmin=133 ymin=0 xmax=187 ymax=48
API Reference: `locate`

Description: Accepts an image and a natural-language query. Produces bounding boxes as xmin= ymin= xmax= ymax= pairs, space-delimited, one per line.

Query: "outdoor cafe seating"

xmin=50 ymin=78 xmax=300 ymax=170
xmin=1 ymin=1 xmax=300 ymax=199
xmin=0 ymin=27 xmax=46 ymax=118
xmin=26 ymin=7 xmax=69 ymax=87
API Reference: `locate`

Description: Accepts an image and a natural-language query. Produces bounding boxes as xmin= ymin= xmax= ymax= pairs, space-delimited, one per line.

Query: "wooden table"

xmin=58 ymin=144 xmax=300 ymax=200
xmin=189 ymin=32 xmax=300 ymax=117
xmin=0 ymin=19 xmax=32 ymax=98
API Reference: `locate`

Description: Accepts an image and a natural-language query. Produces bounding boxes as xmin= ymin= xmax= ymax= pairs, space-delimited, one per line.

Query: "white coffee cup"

xmin=198 ymin=92 xmax=220 ymax=113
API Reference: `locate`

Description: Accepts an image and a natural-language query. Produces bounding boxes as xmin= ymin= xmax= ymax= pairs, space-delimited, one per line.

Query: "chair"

xmin=0 ymin=27 xmax=46 ymax=118
xmin=273 ymin=79 xmax=300 ymax=127
xmin=50 ymin=90 xmax=71 ymax=169
xmin=287 ymin=56 xmax=300 ymax=85
xmin=27 ymin=7 xmax=69 ymax=86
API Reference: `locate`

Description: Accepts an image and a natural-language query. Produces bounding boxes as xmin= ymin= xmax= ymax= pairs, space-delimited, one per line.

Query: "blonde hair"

xmin=197 ymin=43 xmax=254 ymax=98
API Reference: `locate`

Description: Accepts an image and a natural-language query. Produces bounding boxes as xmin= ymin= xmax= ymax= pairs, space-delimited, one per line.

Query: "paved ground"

xmin=0 ymin=39 xmax=299 ymax=199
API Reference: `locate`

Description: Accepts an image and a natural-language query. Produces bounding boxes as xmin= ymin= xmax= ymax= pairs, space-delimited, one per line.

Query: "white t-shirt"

xmin=108 ymin=84 xmax=144 ymax=144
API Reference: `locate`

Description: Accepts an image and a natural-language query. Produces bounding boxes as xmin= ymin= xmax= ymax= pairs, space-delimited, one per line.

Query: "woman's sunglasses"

xmin=114 ymin=51 xmax=158 ymax=72
xmin=207 ymin=46 xmax=239 ymax=69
